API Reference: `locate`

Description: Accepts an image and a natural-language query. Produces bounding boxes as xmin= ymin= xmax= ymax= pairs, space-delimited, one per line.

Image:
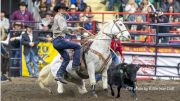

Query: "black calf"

xmin=108 ymin=63 xmax=140 ymax=98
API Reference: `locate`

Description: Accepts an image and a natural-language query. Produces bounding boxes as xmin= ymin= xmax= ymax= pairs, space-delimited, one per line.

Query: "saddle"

xmin=67 ymin=37 xmax=94 ymax=79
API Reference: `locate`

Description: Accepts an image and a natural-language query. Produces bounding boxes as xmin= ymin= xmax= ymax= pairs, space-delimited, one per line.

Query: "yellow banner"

xmin=22 ymin=42 xmax=58 ymax=76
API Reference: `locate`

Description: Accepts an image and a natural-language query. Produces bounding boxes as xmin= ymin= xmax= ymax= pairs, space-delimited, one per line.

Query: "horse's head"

xmin=103 ymin=18 xmax=131 ymax=40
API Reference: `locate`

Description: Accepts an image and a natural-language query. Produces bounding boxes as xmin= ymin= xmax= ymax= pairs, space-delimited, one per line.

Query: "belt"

xmin=53 ymin=36 xmax=65 ymax=41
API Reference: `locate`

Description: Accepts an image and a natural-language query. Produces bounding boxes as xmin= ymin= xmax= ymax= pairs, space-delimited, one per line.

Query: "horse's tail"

xmin=38 ymin=64 xmax=53 ymax=93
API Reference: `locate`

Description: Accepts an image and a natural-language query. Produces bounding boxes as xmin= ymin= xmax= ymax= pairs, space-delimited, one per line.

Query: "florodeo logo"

xmin=38 ymin=45 xmax=49 ymax=62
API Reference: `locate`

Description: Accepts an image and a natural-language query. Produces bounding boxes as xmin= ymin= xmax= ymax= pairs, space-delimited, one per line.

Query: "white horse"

xmin=38 ymin=18 xmax=131 ymax=96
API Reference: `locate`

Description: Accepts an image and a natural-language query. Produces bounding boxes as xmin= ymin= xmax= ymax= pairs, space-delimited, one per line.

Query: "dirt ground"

xmin=1 ymin=77 xmax=180 ymax=101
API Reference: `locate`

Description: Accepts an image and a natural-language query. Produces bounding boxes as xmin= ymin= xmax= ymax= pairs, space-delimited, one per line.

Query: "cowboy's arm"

xmin=53 ymin=16 xmax=79 ymax=34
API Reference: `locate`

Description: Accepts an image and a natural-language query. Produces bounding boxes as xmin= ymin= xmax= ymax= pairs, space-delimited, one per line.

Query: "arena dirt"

xmin=1 ymin=77 xmax=180 ymax=101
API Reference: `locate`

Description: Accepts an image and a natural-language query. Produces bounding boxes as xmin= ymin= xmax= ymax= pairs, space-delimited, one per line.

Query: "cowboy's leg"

xmin=53 ymin=38 xmax=70 ymax=84
xmin=57 ymin=49 xmax=70 ymax=77
xmin=57 ymin=40 xmax=81 ymax=69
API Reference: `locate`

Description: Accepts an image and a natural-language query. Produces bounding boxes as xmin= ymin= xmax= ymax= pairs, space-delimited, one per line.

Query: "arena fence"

xmin=8 ymin=12 xmax=180 ymax=80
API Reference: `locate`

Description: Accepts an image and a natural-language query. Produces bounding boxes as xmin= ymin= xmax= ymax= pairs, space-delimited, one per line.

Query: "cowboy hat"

xmin=13 ymin=22 xmax=23 ymax=26
xmin=53 ymin=4 xmax=69 ymax=12
xmin=70 ymin=4 xmax=77 ymax=9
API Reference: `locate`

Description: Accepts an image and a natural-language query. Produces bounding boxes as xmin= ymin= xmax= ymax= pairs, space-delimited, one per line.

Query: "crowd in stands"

xmin=0 ymin=0 xmax=180 ymax=77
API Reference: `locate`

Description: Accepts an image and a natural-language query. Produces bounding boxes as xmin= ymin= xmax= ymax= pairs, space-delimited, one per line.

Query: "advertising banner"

xmin=22 ymin=42 xmax=58 ymax=76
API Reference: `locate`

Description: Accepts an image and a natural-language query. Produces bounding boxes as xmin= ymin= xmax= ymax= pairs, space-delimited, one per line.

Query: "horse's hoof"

xmin=134 ymin=97 xmax=138 ymax=101
xmin=93 ymin=94 xmax=98 ymax=98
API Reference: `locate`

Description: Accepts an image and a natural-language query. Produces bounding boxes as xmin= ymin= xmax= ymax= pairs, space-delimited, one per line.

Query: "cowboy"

xmin=51 ymin=4 xmax=82 ymax=84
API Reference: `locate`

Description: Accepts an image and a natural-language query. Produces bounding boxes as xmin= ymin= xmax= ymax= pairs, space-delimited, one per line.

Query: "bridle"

xmin=102 ymin=19 xmax=129 ymax=39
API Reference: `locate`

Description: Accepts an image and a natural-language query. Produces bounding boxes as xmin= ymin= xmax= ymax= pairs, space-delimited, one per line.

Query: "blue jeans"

xmin=25 ymin=49 xmax=39 ymax=76
xmin=53 ymin=36 xmax=81 ymax=77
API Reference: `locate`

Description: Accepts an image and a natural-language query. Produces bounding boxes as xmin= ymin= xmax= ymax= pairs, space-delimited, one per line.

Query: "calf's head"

xmin=123 ymin=64 xmax=140 ymax=82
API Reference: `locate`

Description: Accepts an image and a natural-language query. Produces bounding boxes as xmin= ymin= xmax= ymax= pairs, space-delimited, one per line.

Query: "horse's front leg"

xmin=102 ymin=68 xmax=108 ymax=90
xmin=77 ymin=80 xmax=88 ymax=94
xmin=57 ymin=81 xmax=64 ymax=94
xmin=87 ymin=63 xmax=97 ymax=97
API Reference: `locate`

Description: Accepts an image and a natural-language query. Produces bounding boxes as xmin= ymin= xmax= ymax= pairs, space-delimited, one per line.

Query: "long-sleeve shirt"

xmin=51 ymin=13 xmax=79 ymax=38
xmin=110 ymin=39 xmax=123 ymax=57
xmin=11 ymin=10 xmax=34 ymax=22
xmin=0 ymin=17 xmax=10 ymax=30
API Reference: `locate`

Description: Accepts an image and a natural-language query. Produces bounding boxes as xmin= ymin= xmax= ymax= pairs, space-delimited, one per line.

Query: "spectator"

xmin=34 ymin=0 xmax=47 ymax=9
xmin=131 ymin=15 xmax=145 ymax=31
xmin=9 ymin=22 xmax=23 ymax=67
xmin=78 ymin=5 xmax=91 ymax=22
xmin=84 ymin=15 xmax=99 ymax=33
xmin=21 ymin=25 xmax=39 ymax=77
xmin=67 ymin=4 xmax=80 ymax=27
xmin=0 ymin=11 xmax=10 ymax=32
xmin=147 ymin=5 xmax=156 ymax=22
xmin=160 ymin=0 xmax=180 ymax=13
xmin=11 ymin=2 xmax=34 ymax=24
xmin=125 ymin=0 xmax=138 ymax=21
xmin=75 ymin=0 xmax=87 ymax=11
xmin=39 ymin=11 xmax=53 ymax=29
xmin=47 ymin=0 xmax=61 ymax=11
xmin=155 ymin=11 xmax=169 ymax=43
xmin=131 ymin=15 xmax=146 ymax=41
xmin=39 ymin=23 xmax=53 ymax=42
xmin=119 ymin=0 xmax=129 ymax=13
xmin=167 ymin=6 xmax=176 ymax=23
xmin=39 ymin=4 xmax=48 ymax=18
xmin=140 ymin=0 xmax=155 ymax=13
xmin=0 ymin=11 xmax=10 ymax=41
xmin=125 ymin=0 xmax=138 ymax=13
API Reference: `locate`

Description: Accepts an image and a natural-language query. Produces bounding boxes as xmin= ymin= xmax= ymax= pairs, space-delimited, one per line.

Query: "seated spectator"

xmin=75 ymin=0 xmax=87 ymax=11
xmin=160 ymin=0 xmax=180 ymax=13
xmin=78 ymin=5 xmax=93 ymax=26
xmin=39 ymin=11 xmax=53 ymax=29
xmin=167 ymin=6 xmax=176 ymax=23
xmin=39 ymin=4 xmax=48 ymax=18
xmin=131 ymin=15 xmax=145 ymax=31
xmin=34 ymin=0 xmax=48 ymax=9
xmin=83 ymin=5 xmax=93 ymax=20
xmin=0 ymin=11 xmax=10 ymax=32
xmin=11 ymin=2 xmax=34 ymax=24
xmin=21 ymin=25 xmax=39 ymax=77
xmin=140 ymin=0 xmax=155 ymax=13
xmin=47 ymin=0 xmax=61 ymax=11
xmin=147 ymin=4 xmax=156 ymax=22
xmin=67 ymin=4 xmax=80 ymax=27
xmin=0 ymin=11 xmax=10 ymax=41
xmin=131 ymin=15 xmax=146 ymax=41
xmin=125 ymin=0 xmax=138 ymax=21
xmin=84 ymin=15 xmax=99 ymax=34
